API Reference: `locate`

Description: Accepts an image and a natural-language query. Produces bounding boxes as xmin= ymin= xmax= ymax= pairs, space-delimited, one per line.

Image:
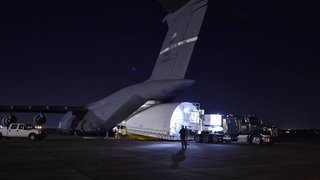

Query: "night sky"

xmin=1 ymin=1 xmax=319 ymax=129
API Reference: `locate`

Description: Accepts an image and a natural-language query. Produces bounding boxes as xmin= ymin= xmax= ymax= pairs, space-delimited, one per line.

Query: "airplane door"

xmin=16 ymin=125 xmax=28 ymax=137
xmin=8 ymin=124 xmax=18 ymax=136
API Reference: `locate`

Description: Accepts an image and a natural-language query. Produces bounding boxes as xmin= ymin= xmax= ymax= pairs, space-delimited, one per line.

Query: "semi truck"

xmin=194 ymin=114 xmax=279 ymax=145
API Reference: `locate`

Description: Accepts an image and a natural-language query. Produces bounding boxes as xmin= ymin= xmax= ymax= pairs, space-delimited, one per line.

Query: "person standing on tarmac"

xmin=121 ymin=126 xmax=127 ymax=140
xmin=113 ymin=128 xmax=118 ymax=138
xmin=179 ymin=125 xmax=187 ymax=149
xmin=105 ymin=127 xmax=109 ymax=139
xmin=97 ymin=126 xmax=100 ymax=137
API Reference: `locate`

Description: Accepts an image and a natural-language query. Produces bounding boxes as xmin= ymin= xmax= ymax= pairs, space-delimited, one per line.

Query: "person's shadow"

xmin=170 ymin=149 xmax=186 ymax=169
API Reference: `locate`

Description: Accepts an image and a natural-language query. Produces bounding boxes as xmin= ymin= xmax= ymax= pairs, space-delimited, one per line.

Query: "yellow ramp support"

xmin=126 ymin=133 xmax=163 ymax=140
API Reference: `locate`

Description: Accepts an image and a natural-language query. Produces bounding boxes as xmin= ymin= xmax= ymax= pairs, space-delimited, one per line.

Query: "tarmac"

xmin=1 ymin=132 xmax=320 ymax=180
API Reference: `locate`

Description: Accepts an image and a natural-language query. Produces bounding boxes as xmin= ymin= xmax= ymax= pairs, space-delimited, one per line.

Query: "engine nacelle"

xmin=33 ymin=114 xmax=46 ymax=125
xmin=2 ymin=115 xmax=18 ymax=126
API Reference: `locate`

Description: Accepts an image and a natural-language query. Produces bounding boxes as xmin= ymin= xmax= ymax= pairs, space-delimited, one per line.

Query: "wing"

xmin=0 ymin=106 xmax=87 ymax=113
xmin=0 ymin=106 xmax=87 ymax=126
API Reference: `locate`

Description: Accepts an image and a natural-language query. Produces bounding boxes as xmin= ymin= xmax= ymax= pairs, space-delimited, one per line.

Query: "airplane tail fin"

xmin=148 ymin=0 xmax=208 ymax=81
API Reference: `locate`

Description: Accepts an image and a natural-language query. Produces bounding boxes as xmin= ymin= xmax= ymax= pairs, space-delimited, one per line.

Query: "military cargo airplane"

xmin=0 ymin=0 xmax=208 ymax=135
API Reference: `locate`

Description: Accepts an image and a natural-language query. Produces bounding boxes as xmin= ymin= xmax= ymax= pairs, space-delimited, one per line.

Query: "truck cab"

xmin=227 ymin=115 xmax=279 ymax=145
xmin=7 ymin=124 xmax=28 ymax=137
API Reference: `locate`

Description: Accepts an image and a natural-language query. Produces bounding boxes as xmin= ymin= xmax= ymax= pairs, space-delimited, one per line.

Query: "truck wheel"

xmin=204 ymin=135 xmax=211 ymax=143
xmin=29 ymin=134 xmax=36 ymax=141
xmin=212 ymin=135 xmax=219 ymax=143
xmin=195 ymin=135 xmax=203 ymax=143
xmin=251 ymin=134 xmax=262 ymax=145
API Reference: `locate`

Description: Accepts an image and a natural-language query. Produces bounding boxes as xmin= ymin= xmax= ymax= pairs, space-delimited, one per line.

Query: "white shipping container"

xmin=204 ymin=114 xmax=222 ymax=126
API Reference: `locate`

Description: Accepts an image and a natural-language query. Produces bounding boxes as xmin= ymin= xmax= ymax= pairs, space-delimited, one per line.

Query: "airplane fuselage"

xmin=59 ymin=79 xmax=195 ymax=132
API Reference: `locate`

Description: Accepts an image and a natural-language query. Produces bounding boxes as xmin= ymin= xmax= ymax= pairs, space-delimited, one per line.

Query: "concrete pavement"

xmin=0 ymin=133 xmax=320 ymax=180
